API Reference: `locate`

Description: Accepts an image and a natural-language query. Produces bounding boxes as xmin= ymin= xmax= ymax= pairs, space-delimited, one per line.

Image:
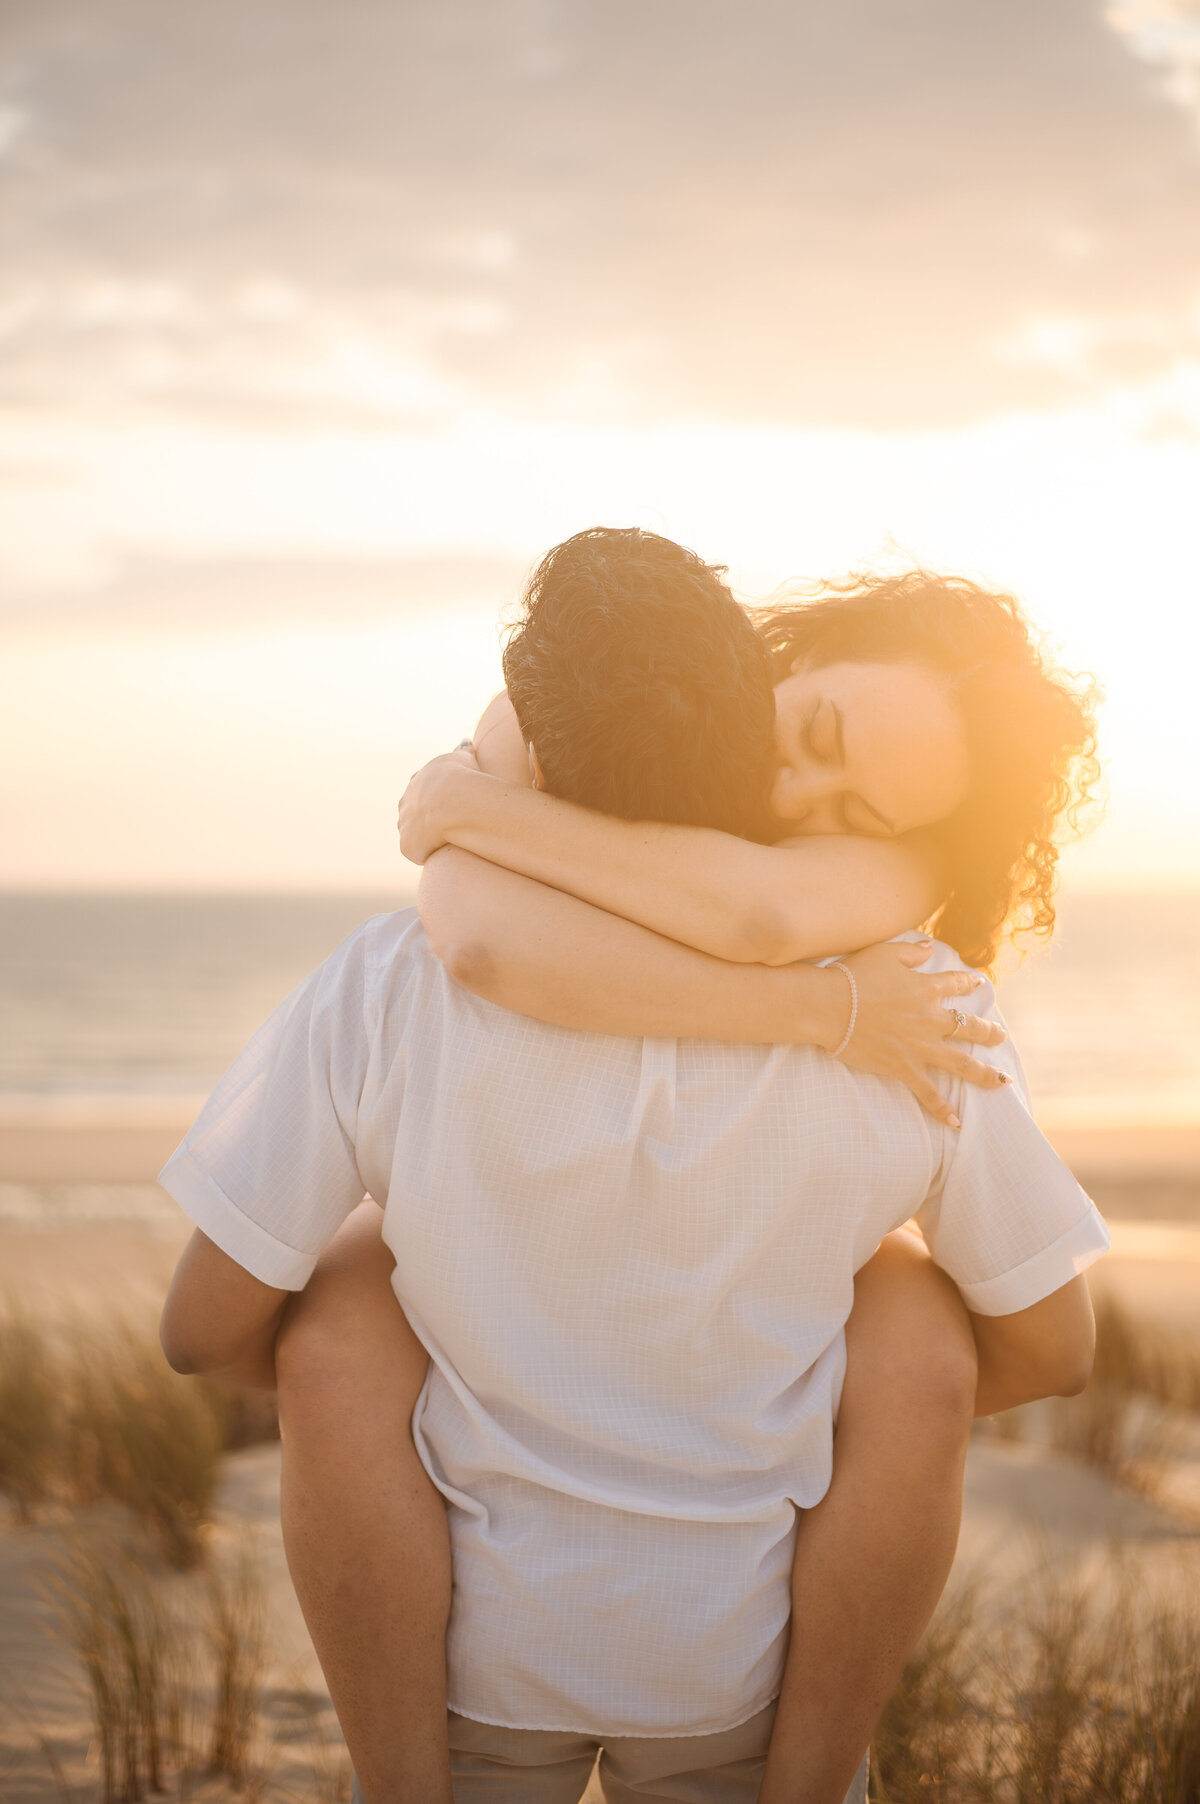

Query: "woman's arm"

xmin=417 ymin=849 xmax=1007 ymax=1127
xmin=401 ymin=751 xmax=942 ymax=965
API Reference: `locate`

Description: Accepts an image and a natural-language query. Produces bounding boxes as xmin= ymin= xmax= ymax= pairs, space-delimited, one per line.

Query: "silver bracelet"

xmin=828 ymin=960 xmax=858 ymax=1059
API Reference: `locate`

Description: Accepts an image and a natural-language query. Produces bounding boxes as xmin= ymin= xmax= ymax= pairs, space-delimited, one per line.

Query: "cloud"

xmin=3 ymin=0 xmax=1200 ymax=427
xmin=0 ymin=550 xmax=529 ymax=632
xmin=1107 ymin=1 xmax=1200 ymax=121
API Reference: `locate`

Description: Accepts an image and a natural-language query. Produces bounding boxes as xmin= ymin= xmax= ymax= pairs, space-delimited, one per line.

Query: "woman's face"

xmin=771 ymin=659 xmax=970 ymax=836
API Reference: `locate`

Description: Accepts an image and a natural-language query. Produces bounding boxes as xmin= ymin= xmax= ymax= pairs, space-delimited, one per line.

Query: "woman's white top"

xmin=160 ymin=910 xmax=1108 ymax=1737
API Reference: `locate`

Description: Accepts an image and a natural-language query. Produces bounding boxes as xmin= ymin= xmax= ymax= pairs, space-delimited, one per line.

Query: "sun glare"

xmin=4 ymin=391 xmax=1198 ymax=889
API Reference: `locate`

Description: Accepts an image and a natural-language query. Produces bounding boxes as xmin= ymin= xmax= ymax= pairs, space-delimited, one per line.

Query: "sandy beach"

xmin=2 ymin=1110 xmax=1199 ymax=1801
xmin=6 ymin=0 xmax=1200 ymax=1790
xmin=4 ymin=1110 xmax=1198 ymax=1322
xmin=8 ymin=1105 xmax=1200 ymax=1193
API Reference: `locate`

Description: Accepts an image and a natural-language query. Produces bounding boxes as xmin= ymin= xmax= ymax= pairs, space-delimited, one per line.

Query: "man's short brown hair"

xmin=502 ymin=527 xmax=776 ymax=838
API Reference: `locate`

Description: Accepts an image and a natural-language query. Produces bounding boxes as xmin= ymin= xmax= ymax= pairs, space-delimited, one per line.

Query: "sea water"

xmin=1 ymin=889 xmax=1197 ymax=1127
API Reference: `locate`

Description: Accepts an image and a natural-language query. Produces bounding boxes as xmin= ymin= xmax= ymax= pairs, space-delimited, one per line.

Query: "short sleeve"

xmin=914 ymin=957 xmax=1109 ymax=1316
xmin=158 ymin=923 xmax=376 ymax=1289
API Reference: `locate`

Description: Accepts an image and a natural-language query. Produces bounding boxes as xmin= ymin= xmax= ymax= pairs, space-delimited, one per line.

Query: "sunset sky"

xmin=2 ymin=0 xmax=1200 ymax=890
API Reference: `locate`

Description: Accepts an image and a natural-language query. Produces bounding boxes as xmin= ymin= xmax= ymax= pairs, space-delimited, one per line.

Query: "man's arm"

xmin=160 ymin=1228 xmax=291 ymax=1391
xmin=969 ymin=1273 xmax=1095 ymax=1417
xmin=470 ymin=692 xmax=531 ymax=784
xmin=912 ymin=959 xmax=1110 ymax=1396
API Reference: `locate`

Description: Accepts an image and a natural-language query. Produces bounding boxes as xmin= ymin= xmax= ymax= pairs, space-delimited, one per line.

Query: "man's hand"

xmin=397 ymin=745 xmax=482 ymax=866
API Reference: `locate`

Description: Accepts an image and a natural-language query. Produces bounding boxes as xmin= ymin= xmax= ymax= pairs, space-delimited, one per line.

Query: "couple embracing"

xmin=159 ymin=527 xmax=1109 ymax=1804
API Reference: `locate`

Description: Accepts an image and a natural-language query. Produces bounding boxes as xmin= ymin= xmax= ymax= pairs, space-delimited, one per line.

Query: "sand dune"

xmin=1 ymin=1116 xmax=1198 ymax=1799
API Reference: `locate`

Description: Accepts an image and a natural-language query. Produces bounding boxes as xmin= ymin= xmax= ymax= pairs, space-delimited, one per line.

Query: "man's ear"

xmin=529 ymin=745 xmax=546 ymax=791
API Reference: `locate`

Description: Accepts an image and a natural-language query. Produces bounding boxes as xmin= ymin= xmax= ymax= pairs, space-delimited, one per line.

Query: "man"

xmin=159 ymin=528 xmax=1106 ymax=1803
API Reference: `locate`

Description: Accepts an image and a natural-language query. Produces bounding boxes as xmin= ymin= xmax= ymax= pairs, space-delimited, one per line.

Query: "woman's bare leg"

xmin=273 ymin=1200 xmax=454 ymax=1804
xmin=758 ymin=1229 xmax=978 ymax=1804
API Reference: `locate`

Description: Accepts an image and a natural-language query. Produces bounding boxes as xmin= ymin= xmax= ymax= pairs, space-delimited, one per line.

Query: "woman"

xmin=275 ymin=561 xmax=1100 ymax=1804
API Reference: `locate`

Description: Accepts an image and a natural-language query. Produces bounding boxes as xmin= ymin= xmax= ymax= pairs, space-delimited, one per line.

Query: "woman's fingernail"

xmin=947 ymin=1113 xmax=962 ymax=1130
xmin=970 ymin=974 xmax=986 ymax=988
xmin=998 ymin=1072 xmax=1013 ymax=1084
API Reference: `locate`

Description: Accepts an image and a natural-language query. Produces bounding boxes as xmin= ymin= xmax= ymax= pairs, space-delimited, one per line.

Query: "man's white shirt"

xmin=160 ymin=910 xmax=1108 ymax=1737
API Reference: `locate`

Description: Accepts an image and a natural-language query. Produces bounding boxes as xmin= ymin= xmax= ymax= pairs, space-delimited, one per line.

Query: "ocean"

xmin=1 ymin=890 xmax=1198 ymax=1130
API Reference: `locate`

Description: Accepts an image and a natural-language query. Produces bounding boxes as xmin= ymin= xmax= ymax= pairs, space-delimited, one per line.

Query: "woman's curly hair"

xmin=753 ymin=571 xmax=1103 ymax=970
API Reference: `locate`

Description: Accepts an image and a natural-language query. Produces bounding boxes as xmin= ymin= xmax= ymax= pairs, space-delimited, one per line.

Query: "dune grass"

xmin=1080 ymin=1287 xmax=1200 ymax=1412
xmin=0 ymin=1304 xmax=278 ymax=1563
xmin=205 ymin=1539 xmax=267 ymax=1787
xmin=51 ymin=1532 xmax=185 ymax=1803
xmin=871 ymin=1561 xmax=1200 ymax=1802
xmin=7 ymin=1291 xmax=1200 ymax=1799
xmin=0 ymin=1304 xmax=64 ymax=1518
xmin=51 ymin=1528 xmax=273 ymax=1803
xmin=48 ymin=1522 xmax=1200 ymax=1804
xmin=983 ymin=1291 xmax=1200 ymax=1496
xmin=66 ymin=1320 xmax=228 ymax=1566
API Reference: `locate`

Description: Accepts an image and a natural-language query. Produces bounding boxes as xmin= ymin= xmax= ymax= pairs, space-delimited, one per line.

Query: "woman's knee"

xmin=275 ymin=1202 xmax=425 ymax=1399
xmin=847 ymin=1230 xmax=978 ymax=1435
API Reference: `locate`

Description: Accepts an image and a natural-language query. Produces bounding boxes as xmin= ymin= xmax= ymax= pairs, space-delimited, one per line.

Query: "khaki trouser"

xmin=350 ymin=1702 xmax=870 ymax=1802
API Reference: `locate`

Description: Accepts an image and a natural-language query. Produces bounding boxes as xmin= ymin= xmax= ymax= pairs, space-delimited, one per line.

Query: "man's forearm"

xmin=972 ymin=1347 xmax=1076 ymax=1418
xmin=160 ymin=1228 xmax=293 ymax=1392
xmin=163 ymin=1305 xmax=287 ymax=1391
xmin=969 ymin=1279 xmax=1096 ymax=1417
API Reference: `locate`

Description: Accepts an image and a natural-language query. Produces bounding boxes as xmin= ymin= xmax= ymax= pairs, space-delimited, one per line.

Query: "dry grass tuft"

xmin=0 ymin=1303 xmax=64 ymax=1518
xmin=66 ymin=1321 xmax=227 ymax=1566
xmin=1092 ymin=1292 xmax=1200 ymax=1416
xmin=869 ymin=1581 xmax=986 ymax=1798
xmin=51 ymin=1531 xmax=185 ymax=1804
xmin=871 ymin=1560 xmax=1200 ymax=1802
xmin=0 ymin=1304 xmax=278 ymax=1560
xmin=986 ymin=1293 xmax=1200 ymax=1497
xmin=1050 ymin=1293 xmax=1198 ymax=1494
xmin=275 ymin=1685 xmax=354 ymax=1803
xmin=205 ymin=1538 xmax=268 ymax=1786
xmin=50 ymin=1529 xmax=272 ymax=1802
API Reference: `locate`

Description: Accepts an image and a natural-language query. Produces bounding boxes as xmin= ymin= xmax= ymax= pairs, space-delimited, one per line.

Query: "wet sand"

xmin=3 ymin=1113 xmax=1198 ymax=1322
xmin=7 ymin=1112 xmax=1200 ymax=1198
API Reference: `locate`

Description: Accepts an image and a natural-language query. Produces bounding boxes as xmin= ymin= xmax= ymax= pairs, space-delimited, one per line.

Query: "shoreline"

xmin=4 ymin=1106 xmax=1200 ymax=1195
xmin=2 ymin=1112 xmax=1198 ymax=1333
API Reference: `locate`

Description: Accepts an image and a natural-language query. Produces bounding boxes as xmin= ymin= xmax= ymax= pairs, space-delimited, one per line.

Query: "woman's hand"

xmin=834 ymin=940 xmax=1010 ymax=1128
xmin=398 ymin=745 xmax=486 ymax=866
